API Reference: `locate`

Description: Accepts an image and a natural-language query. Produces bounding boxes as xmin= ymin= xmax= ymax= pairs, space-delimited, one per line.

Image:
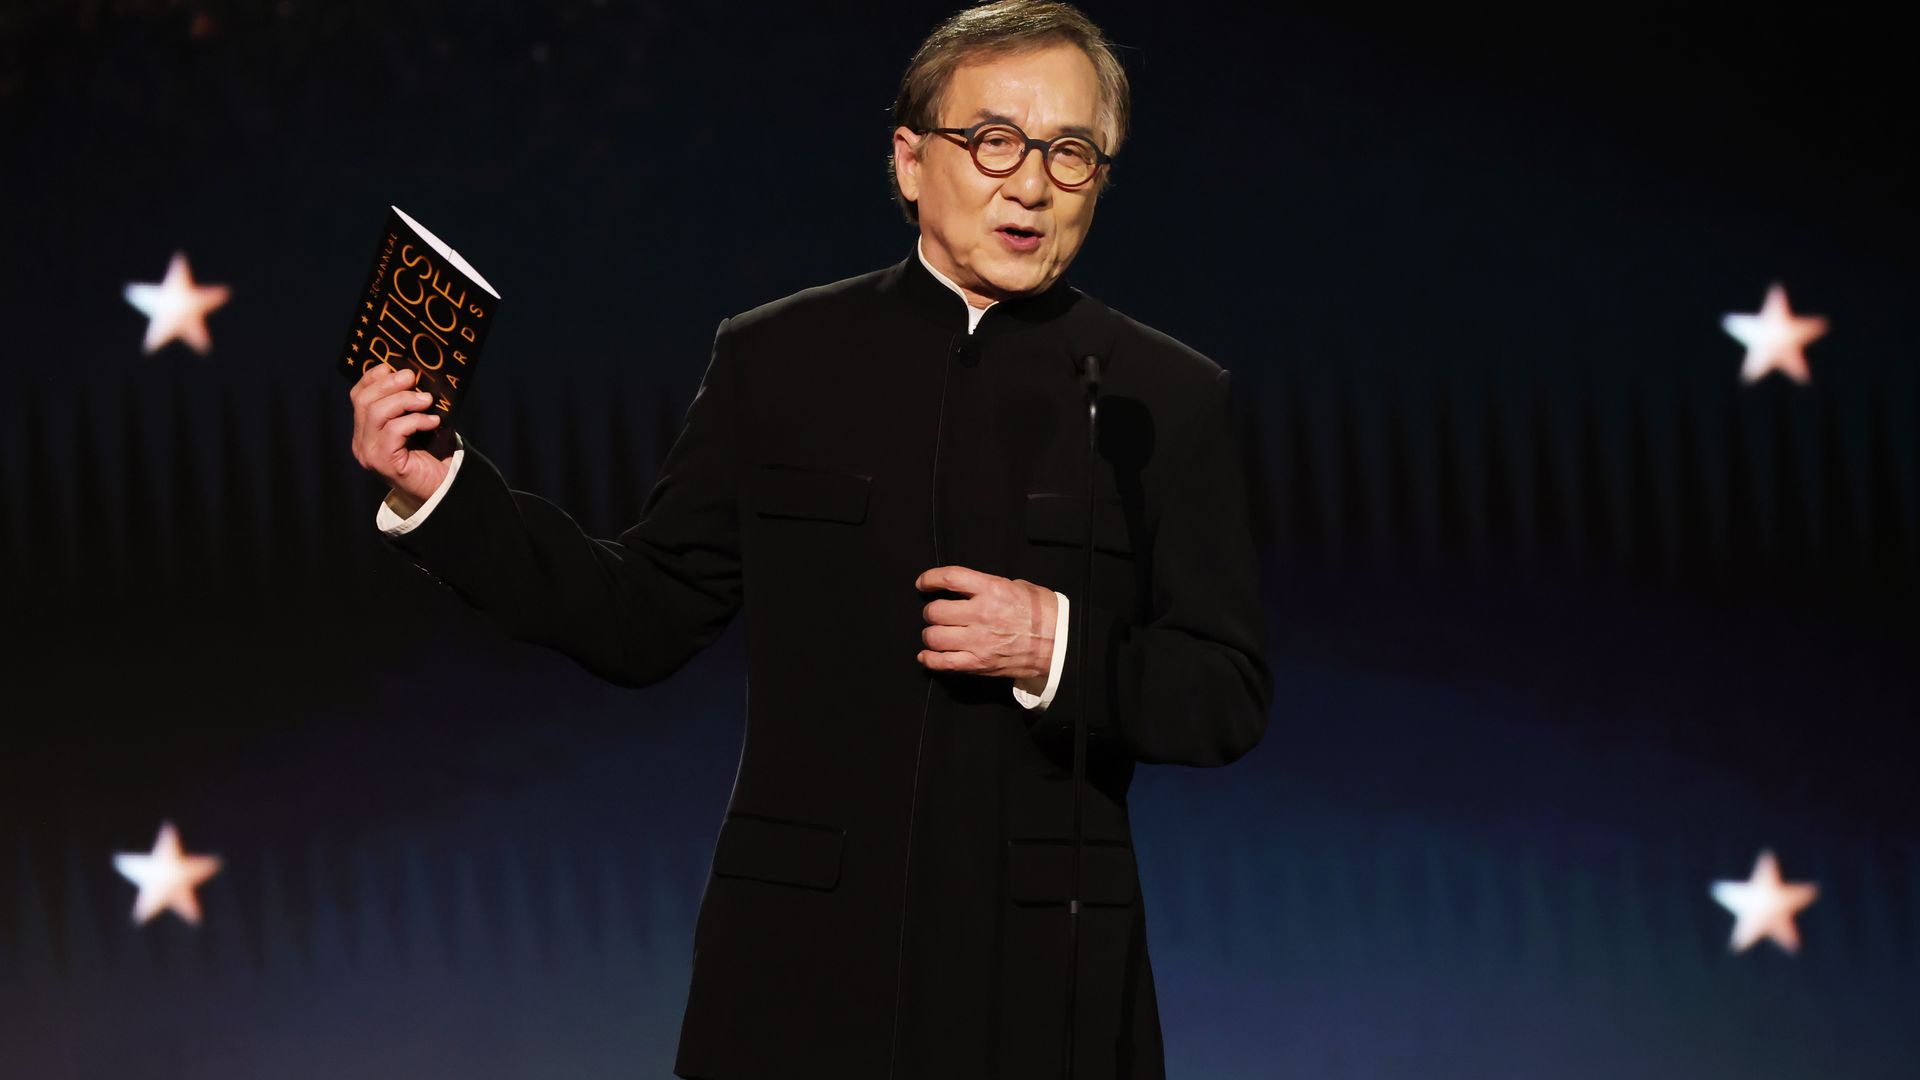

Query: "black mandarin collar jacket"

xmin=387 ymin=244 xmax=1274 ymax=1079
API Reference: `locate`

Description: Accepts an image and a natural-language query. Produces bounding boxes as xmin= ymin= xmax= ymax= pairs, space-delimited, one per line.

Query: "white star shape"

xmin=113 ymin=822 xmax=223 ymax=927
xmin=1711 ymin=849 xmax=1818 ymax=954
xmin=1722 ymin=283 xmax=1826 ymax=386
xmin=123 ymin=252 xmax=231 ymax=355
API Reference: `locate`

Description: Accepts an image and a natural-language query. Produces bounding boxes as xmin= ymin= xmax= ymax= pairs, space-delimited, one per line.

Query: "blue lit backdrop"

xmin=3 ymin=3 xmax=1915 ymax=1078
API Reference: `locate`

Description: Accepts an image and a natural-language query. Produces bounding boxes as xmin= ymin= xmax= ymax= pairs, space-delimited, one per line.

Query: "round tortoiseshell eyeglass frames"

xmin=923 ymin=120 xmax=1113 ymax=190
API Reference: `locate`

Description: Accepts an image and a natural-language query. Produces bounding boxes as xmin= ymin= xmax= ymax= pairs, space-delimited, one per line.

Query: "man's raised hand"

xmin=349 ymin=365 xmax=450 ymax=516
xmin=915 ymin=565 xmax=1056 ymax=686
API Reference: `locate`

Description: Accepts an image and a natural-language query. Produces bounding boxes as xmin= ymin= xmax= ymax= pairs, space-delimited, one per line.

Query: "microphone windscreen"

xmin=1063 ymin=291 xmax=1117 ymax=378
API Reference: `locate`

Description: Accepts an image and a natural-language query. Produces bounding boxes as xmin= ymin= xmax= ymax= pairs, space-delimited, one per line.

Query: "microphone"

xmin=1062 ymin=291 xmax=1110 ymax=1079
xmin=1079 ymin=354 xmax=1101 ymax=399
xmin=1065 ymin=290 xmax=1116 ymax=385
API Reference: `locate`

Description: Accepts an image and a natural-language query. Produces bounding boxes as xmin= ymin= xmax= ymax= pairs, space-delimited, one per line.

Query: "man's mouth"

xmin=995 ymin=224 xmax=1043 ymax=251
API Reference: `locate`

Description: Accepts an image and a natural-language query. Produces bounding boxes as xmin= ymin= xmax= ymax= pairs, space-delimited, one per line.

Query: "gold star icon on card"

xmin=123 ymin=252 xmax=231 ymax=356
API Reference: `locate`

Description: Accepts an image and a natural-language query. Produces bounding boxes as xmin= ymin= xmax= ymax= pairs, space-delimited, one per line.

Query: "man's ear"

xmin=892 ymin=125 xmax=922 ymax=203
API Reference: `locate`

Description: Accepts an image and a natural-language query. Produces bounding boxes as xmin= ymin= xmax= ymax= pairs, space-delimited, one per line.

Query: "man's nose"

xmin=1000 ymin=147 xmax=1052 ymax=206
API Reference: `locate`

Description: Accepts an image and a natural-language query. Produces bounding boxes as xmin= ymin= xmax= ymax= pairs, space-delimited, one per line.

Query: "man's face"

xmin=893 ymin=42 xmax=1107 ymax=302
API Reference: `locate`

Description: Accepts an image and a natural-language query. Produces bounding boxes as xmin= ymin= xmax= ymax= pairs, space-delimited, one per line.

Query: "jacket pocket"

xmin=749 ymin=463 xmax=872 ymax=524
xmin=712 ymin=812 xmax=846 ymax=891
xmin=1023 ymin=492 xmax=1135 ymax=556
xmin=1005 ymin=838 xmax=1138 ymax=907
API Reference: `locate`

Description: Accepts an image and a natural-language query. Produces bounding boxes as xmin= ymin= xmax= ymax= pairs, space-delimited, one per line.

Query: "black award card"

xmin=338 ymin=206 xmax=500 ymax=457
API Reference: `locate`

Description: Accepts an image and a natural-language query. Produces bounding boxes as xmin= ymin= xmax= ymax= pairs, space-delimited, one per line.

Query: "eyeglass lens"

xmin=971 ymin=125 xmax=1099 ymax=186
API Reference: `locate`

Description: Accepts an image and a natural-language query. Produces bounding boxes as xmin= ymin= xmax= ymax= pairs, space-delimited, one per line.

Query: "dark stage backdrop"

xmin=3 ymin=3 xmax=1916 ymax=1077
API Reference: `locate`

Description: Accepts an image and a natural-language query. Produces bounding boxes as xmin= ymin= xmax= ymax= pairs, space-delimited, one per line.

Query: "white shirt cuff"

xmin=1011 ymin=590 xmax=1070 ymax=711
xmin=375 ymin=437 xmax=465 ymax=536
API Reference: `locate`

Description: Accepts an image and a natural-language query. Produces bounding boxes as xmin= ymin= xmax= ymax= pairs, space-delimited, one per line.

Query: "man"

xmin=348 ymin=2 xmax=1272 ymax=1076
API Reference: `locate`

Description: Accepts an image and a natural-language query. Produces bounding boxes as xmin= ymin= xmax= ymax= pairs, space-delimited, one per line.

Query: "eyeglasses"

xmin=922 ymin=120 xmax=1113 ymax=190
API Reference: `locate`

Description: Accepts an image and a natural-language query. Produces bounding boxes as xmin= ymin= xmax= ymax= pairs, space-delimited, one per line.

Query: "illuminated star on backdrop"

xmin=1722 ymin=283 xmax=1827 ymax=386
xmin=1711 ymin=849 xmax=1819 ymax=954
xmin=113 ymin=821 xmax=223 ymax=927
xmin=123 ymin=251 xmax=231 ymax=355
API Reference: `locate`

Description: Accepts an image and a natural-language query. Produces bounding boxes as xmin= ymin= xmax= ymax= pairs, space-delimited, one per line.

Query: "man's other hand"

xmin=350 ymin=365 xmax=450 ymax=516
xmin=915 ymin=565 xmax=1057 ymax=686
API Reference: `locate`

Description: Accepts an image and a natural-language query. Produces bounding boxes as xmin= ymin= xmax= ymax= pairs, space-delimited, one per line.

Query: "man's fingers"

xmin=350 ymin=364 xmax=412 ymax=407
xmin=350 ymin=367 xmax=419 ymax=459
xmin=920 ymin=597 xmax=970 ymax=625
xmin=348 ymin=365 xmax=383 ymax=406
xmin=921 ymin=624 xmax=971 ymax=651
xmin=384 ymin=411 xmax=443 ymax=442
xmin=360 ymin=384 xmax=423 ymax=427
xmin=348 ymin=363 xmax=394 ymax=397
xmin=917 ymin=648 xmax=984 ymax=672
xmin=350 ymin=367 xmax=433 ymax=478
xmin=915 ymin=564 xmax=989 ymax=595
xmin=366 ymin=387 xmax=436 ymax=430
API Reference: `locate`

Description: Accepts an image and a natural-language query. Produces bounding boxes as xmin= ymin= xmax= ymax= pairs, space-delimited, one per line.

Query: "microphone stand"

xmin=1064 ymin=353 xmax=1100 ymax=1079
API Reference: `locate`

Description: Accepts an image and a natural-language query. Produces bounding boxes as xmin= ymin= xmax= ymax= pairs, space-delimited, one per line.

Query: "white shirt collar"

xmin=916 ymin=237 xmax=996 ymax=334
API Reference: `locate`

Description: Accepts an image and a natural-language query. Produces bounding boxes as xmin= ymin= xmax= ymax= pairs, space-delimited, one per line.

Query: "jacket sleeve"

xmin=1025 ymin=367 xmax=1273 ymax=767
xmin=381 ymin=318 xmax=744 ymax=688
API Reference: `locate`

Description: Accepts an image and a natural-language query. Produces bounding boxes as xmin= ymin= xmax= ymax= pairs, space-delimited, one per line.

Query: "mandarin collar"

xmin=886 ymin=239 xmax=1076 ymax=338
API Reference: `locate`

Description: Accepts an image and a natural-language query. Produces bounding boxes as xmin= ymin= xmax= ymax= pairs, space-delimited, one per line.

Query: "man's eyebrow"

xmin=965 ymin=109 xmax=1099 ymax=141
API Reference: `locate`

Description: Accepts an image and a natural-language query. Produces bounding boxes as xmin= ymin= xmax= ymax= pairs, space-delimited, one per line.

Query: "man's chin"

xmin=977 ymin=266 xmax=1055 ymax=300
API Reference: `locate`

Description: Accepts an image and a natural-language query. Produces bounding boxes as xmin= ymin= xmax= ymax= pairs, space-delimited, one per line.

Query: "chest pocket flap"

xmin=749 ymin=463 xmax=872 ymax=524
xmin=1006 ymin=838 xmax=1138 ymax=907
xmin=1024 ymin=492 xmax=1135 ymax=555
xmin=712 ymin=813 xmax=846 ymax=891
